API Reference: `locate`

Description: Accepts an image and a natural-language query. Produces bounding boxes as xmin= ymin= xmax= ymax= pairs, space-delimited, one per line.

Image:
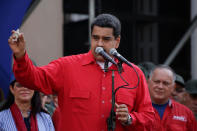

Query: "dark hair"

xmin=91 ymin=14 xmax=121 ymax=38
xmin=0 ymin=82 xmax=47 ymax=115
xmin=0 ymin=88 xmax=4 ymax=102
xmin=138 ymin=61 xmax=156 ymax=79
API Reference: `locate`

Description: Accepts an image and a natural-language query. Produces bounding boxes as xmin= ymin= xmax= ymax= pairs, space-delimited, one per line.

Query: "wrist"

xmin=122 ymin=114 xmax=132 ymax=126
xmin=15 ymin=50 xmax=25 ymax=59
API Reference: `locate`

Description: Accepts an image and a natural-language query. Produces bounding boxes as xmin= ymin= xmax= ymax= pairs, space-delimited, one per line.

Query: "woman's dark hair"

xmin=0 ymin=81 xmax=48 ymax=115
xmin=0 ymin=88 xmax=4 ymax=103
xmin=91 ymin=14 xmax=121 ymax=38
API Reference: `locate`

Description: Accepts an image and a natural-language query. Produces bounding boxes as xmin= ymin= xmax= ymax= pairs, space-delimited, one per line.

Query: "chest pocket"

xmin=116 ymin=92 xmax=135 ymax=110
xmin=69 ymin=88 xmax=91 ymax=114
xmin=166 ymin=119 xmax=187 ymax=131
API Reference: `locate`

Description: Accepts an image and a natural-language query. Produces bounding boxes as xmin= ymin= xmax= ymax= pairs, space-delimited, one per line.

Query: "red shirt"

xmin=52 ymin=107 xmax=60 ymax=131
xmin=152 ymin=99 xmax=197 ymax=131
xmin=13 ymin=51 xmax=154 ymax=131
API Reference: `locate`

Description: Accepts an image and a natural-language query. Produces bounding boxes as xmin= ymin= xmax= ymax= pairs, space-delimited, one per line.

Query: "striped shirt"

xmin=0 ymin=109 xmax=55 ymax=131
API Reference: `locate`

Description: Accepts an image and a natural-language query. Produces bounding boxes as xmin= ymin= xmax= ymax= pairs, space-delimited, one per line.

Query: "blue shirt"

xmin=0 ymin=109 xmax=55 ymax=131
xmin=152 ymin=101 xmax=169 ymax=119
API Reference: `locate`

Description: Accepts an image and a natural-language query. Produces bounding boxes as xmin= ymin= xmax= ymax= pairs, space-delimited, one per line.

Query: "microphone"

xmin=109 ymin=48 xmax=132 ymax=67
xmin=95 ymin=47 xmax=117 ymax=65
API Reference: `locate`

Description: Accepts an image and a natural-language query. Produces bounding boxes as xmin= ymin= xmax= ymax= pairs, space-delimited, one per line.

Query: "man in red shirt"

xmin=8 ymin=14 xmax=154 ymax=131
xmin=148 ymin=65 xmax=197 ymax=131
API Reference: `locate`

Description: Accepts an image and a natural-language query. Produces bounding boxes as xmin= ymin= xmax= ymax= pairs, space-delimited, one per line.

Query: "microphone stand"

xmin=107 ymin=62 xmax=123 ymax=131
xmin=117 ymin=61 xmax=123 ymax=73
xmin=107 ymin=70 xmax=116 ymax=131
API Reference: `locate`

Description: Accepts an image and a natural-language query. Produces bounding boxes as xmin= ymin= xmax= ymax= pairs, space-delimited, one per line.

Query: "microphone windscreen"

xmin=95 ymin=47 xmax=104 ymax=54
xmin=109 ymin=48 xmax=117 ymax=55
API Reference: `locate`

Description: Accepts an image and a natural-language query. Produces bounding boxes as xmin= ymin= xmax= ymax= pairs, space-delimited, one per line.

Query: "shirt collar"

xmin=81 ymin=50 xmax=119 ymax=71
xmin=97 ymin=60 xmax=113 ymax=69
xmin=81 ymin=50 xmax=96 ymax=66
xmin=169 ymin=99 xmax=175 ymax=108
xmin=152 ymin=99 xmax=173 ymax=108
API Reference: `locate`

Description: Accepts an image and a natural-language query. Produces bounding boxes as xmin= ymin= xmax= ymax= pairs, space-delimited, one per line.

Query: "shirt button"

xmin=102 ymin=87 xmax=106 ymax=90
xmin=101 ymin=114 xmax=104 ymax=118
xmin=103 ymin=74 xmax=106 ymax=77
xmin=102 ymin=100 xmax=105 ymax=104
xmin=101 ymin=129 xmax=104 ymax=131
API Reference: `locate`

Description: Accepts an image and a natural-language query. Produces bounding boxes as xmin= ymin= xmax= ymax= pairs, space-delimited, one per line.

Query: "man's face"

xmin=148 ymin=68 xmax=174 ymax=104
xmin=90 ymin=26 xmax=120 ymax=62
xmin=171 ymin=84 xmax=186 ymax=104
xmin=188 ymin=94 xmax=197 ymax=115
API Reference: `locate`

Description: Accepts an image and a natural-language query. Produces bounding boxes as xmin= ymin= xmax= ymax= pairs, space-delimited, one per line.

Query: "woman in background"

xmin=0 ymin=75 xmax=54 ymax=131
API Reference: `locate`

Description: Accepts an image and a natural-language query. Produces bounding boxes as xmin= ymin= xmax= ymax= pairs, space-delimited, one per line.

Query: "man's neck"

xmin=97 ymin=61 xmax=112 ymax=70
xmin=152 ymin=99 xmax=169 ymax=105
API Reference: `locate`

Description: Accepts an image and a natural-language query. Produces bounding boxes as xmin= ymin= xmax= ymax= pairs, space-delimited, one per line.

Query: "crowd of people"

xmin=0 ymin=13 xmax=196 ymax=131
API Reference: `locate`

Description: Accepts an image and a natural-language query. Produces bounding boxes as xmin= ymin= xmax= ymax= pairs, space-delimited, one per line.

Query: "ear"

xmin=183 ymin=92 xmax=189 ymax=98
xmin=171 ymin=82 xmax=176 ymax=90
xmin=169 ymin=84 xmax=174 ymax=94
xmin=9 ymin=85 xmax=14 ymax=95
xmin=147 ymin=79 xmax=151 ymax=88
xmin=172 ymin=85 xmax=176 ymax=92
xmin=115 ymin=35 xmax=120 ymax=49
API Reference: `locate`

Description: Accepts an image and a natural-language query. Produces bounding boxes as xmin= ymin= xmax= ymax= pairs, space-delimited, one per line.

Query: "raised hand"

xmin=8 ymin=30 xmax=26 ymax=59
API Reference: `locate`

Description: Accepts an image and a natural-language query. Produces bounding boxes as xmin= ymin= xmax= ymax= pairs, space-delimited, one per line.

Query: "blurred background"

xmin=0 ymin=0 xmax=197 ymax=98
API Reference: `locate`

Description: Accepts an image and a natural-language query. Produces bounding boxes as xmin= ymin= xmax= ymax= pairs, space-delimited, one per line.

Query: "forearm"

xmin=13 ymin=52 xmax=58 ymax=94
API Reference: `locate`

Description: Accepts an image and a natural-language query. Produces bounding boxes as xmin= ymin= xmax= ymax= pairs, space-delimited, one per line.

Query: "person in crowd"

xmin=40 ymin=93 xmax=55 ymax=116
xmin=138 ymin=61 xmax=156 ymax=80
xmin=40 ymin=92 xmax=59 ymax=129
xmin=40 ymin=93 xmax=59 ymax=130
xmin=0 ymin=75 xmax=54 ymax=131
xmin=148 ymin=65 xmax=197 ymax=131
xmin=171 ymin=73 xmax=186 ymax=105
xmin=8 ymin=13 xmax=154 ymax=130
xmin=184 ymin=79 xmax=197 ymax=120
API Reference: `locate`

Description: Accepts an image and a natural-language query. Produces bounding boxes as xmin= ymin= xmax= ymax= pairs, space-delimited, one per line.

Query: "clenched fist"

xmin=116 ymin=103 xmax=132 ymax=125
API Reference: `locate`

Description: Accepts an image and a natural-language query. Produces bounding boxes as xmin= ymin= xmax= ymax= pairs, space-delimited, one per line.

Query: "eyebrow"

xmin=92 ymin=34 xmax=112 ymax=38
xmin=103 ymin=36 xmax=112 ymax=39
xmin=92 ymin=34 xmax=98 ymax=37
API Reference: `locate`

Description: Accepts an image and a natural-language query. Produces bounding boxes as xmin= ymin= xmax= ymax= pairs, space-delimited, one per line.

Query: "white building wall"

xmin=21 ymin=0 xmax=63 ymax=66
xmin=191 ymin=0 xmax=197 ymax=79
